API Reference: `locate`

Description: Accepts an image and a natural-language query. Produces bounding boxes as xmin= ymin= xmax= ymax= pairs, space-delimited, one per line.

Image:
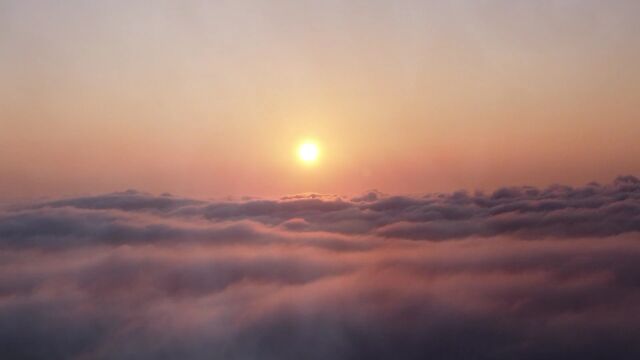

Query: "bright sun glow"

xmin=298 ymin=142 xmax=319 ymax=163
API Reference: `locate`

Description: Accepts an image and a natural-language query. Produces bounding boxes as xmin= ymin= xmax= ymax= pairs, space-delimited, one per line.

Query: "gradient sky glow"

xmin=1 ymin=0 xmax=639 ymax=199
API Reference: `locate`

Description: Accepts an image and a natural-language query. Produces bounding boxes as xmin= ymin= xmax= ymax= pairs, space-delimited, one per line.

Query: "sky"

xmin=2 ymin=2 xmax=640 ymax=358
xmin=1 ymin=0 xmax=639 ymax=198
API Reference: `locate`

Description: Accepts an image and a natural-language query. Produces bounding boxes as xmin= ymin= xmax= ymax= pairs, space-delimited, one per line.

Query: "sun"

xmin=298 ymin=142 xmax=319 ymax=164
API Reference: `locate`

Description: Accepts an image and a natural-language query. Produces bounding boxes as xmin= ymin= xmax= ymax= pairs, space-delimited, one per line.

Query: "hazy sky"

xmin=1 ymin=0 xmax=639 ymax=199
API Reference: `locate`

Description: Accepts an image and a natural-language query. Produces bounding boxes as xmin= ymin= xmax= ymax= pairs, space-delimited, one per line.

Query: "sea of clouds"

xmin=1 ymin=176 xmax=640 ymax=359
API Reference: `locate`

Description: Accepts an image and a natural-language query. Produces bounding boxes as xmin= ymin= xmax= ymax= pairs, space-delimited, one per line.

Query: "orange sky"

xmin=1 ymin=1 xmax=639 ymax=199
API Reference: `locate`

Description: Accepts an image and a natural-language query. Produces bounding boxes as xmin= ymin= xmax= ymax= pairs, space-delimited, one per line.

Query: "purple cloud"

xmin=1 ymin=176 xmax=640 ymax=359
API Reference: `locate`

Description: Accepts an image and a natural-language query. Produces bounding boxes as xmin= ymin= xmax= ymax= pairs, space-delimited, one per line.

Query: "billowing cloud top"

xmin=1 ymin=176 xmax=640 ymax=359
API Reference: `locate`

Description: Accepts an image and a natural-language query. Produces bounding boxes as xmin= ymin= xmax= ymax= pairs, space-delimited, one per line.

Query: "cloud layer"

xmin=1 ymin=176 xmax=640 ymax=359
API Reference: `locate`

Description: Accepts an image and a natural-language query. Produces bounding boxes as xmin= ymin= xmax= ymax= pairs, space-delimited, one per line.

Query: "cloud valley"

xmin=1 ymin=176 xmax=640 ymax=359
